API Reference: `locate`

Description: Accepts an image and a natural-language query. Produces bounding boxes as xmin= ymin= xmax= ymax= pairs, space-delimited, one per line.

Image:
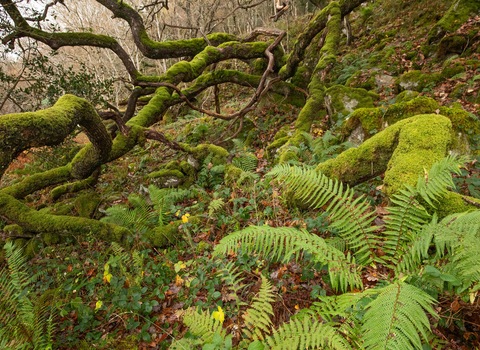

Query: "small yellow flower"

xmin=212 ymin=306 xmax=224 ymax=323
xmin=95 ymin=300 xmax=103 ymax=310
xmin=175 ymin=210 xmax=181 ymax=217
xmin=181 ymin=213 xmax=190 ymax=223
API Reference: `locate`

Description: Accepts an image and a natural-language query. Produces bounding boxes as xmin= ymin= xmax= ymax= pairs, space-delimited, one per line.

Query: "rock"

xmin=74 ymin=191 xmax=101 ymax=218
xmin=324 ymin=85 xmax=379 ymax=121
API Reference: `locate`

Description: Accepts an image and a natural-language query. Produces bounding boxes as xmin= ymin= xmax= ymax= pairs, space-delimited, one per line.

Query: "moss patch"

xmin=74 ymin=191 xmax=101 ymax=218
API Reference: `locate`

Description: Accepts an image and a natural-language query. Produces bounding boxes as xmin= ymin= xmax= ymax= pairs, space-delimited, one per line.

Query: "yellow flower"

xmin=212 ymin=306 xmax=225 ymax=323
xmin=181 ymin=213 xmax=190 ymax=223
xmin=95 ymin=300 xmax=103 ymax=310
xmin=175 ymin=210 xmax=181 ymax=217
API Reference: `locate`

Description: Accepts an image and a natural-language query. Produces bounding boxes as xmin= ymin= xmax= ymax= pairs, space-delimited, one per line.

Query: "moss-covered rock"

xmin=324 ymin=85 xmax=379 ymax=121
xmin=441 ymin=62 xmax=466 ymax=78
xmin=224 ymin=164 xmax=243 ymax=186
xmin=396 ymin=70 xmax=445 ymax=92
xmin=427 ymin=0 xmax=480 ymax=44
xmin=437 ymin=35 xmax=469 ymax=58
xmin=341 ymin=96 xmax=480 ymax=155
xmin=74 ymin=191 xmax=101 ymax=218
xmin=148 ymin=169 xmax=185 ymax=188
xmin=317 ymin=114 xmax=452 ymax=198
xmin=395 ymin=90 xmax=420 ymax=103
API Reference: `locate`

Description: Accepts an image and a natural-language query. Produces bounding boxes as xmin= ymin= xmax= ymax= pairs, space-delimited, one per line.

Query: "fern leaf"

xmin=362 ymin=282 xmax=436 ymax=350
xmin=267 ymin=164 xmax=378 ymax=264
xmin=243 ymin=275 xmax=275 ymax=341
xmin=214 ymin=226 xmax=362 ymax=292
xmin=182 ymin=307 xmax=224 ymax=343
xmin=415 ymin=155 xmax=463 ymax=208
xmin=266 ymin=317 xmax=351 ymax=350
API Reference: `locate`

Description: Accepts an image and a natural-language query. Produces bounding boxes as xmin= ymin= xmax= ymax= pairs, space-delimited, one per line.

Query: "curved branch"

xmin=0 ymin=94 xmax=111 ymax=178
xmin=95 ymin=0 xmax=239 ymax=59
xmin=280 ymin=0 xmax=367 ymax=79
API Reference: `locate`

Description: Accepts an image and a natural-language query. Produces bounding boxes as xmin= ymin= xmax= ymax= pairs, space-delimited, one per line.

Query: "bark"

xmin=280 ymin=0 xmax=367 ymax=80
xmin=0 ymin=95 xmax=111 ymax=178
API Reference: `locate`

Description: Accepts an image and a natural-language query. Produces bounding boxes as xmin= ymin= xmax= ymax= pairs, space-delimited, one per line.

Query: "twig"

xmin=462 ymin=196 xmax=480 ymax=208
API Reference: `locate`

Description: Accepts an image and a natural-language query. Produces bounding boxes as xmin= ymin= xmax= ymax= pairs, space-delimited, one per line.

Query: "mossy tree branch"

xmin=96 ymin=0 xmax=239 ymax=59
xmin=0 ymin=95 xmax=111 ymax=178
xmin=279 ymin=0 xmax=367 ymax=80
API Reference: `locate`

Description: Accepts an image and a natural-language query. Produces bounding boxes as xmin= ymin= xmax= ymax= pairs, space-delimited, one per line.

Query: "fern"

xmin=381 ymin=155 xmax=464 ymax=265
xmin=101 ymin=186 xmax=191 ymax=232
xmin=0 ymin=242 xmax=57 ymax=350
xmin=243 ymin=274 xmax=275 ymax=340
xmin=208 ymin=198 xmax=225 ymax=217
xmin=218 ymin=261 xmax=247 ymax=308
xmin=265 ymin=317 xmax=351 ymax=350
xmin=181 ymin=307 xmax=225 ymax=343
xmin=361 ymin=281 xmax=436 ymax=350
xmin=267 ymin=164 xmax=378 ymax=264
xmin=214 ymin=226 xmax=362 ymax=292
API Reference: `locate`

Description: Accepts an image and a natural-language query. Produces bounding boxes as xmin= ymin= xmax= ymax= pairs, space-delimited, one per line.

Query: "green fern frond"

xmin=0 ymin=242 xmax=57 ymax=350
xmin=266 ymin=317 xmax=351 ymax=350
xmin=415 ymin=155 xmax=464 ymax=208
xmin=219 ymin=261 xmax=246 ymax=307
xmin=169 ymin=337 xmax=203 ymax=350
xmin=267 ymin=164 xmax=378 ymax=264
xmin=214 ymin=226 xmax=362 ymax=292
xmin=182 ymin=307 xmax=224 ymax=343
xmin=362 ymin=282 xmax=436 ymax=350
xmin=208 ymin=199 xmax=225 ymax=217
xmin=243 ymin=274 xmax=275 ymax=341
xmin=232 ymin=152 xmax=258 ymax=172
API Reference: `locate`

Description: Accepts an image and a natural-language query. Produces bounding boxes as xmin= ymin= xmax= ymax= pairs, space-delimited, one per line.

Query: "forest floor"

xmin=2 ymin=0 xmax=480 ymax=349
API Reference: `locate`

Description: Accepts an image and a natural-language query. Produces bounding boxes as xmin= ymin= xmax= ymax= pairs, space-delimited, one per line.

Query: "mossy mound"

xmin=427 ymin=0 xmax=480 ymax=44
xmin=317 ymin=114 xmax=453 ymax=198
xmin=341 ymin=96 xmax=480 ymax=155
xmin=74 ymin=191 xmax=101 ymax=218
xmin=396 ymin=70 xmax=445 ymax=92
xmin=324 ymin=85 xmax=379 ymax=121
xmin=148 ymin=159 xmax=196 ymax=188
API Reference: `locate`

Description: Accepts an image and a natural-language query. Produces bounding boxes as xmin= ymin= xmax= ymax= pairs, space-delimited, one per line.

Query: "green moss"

xmin=195 ymin=241 xmax=211 ymax=253
xmin=179 ymin=143 xmax=228 ymax=164
xmin=396 ymin=71 xmax=445 ymax=92
xmin=51 ymin=172 xmax=98 ymax=201
xmin=224 ymin=164 xmax=243 ymax=186
xmin=342 ymin=96 xmax=480 ymax=155
xmin=427 ymin=0 xmax=480 ymax=43
xmin=4 ymin=224 xmax=24 ymax=235
xmin=179 ymin=161 xmax=196 ymax=188
xmin=317 ymin=114 xmax=452 ymax=198
xmin=38 ymin=203 xmax=75 ymax=216
xmin=74 ymin=191 xmax=101 ymax=218
xmin=383 ymin=115 xmax=452 ymax=197
xmin=266 ymin=136 xmax=289 ymax=160
xmin=441 ymin=63 xmax=466 ymax=78
xmin=437 ymin=35 xmax=468 ymax=58
xmin=425 ymin=191 xmax=480 ymax=219
xmin=0 ymin=95 xmax=106 ymax=178
xmin=324 ymin=85 xmax=378 ymax=121
xmin=395 ymin=90 xmax=420 ymax=103
xmin=148 ymin=169 xmax=185 ymax=188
